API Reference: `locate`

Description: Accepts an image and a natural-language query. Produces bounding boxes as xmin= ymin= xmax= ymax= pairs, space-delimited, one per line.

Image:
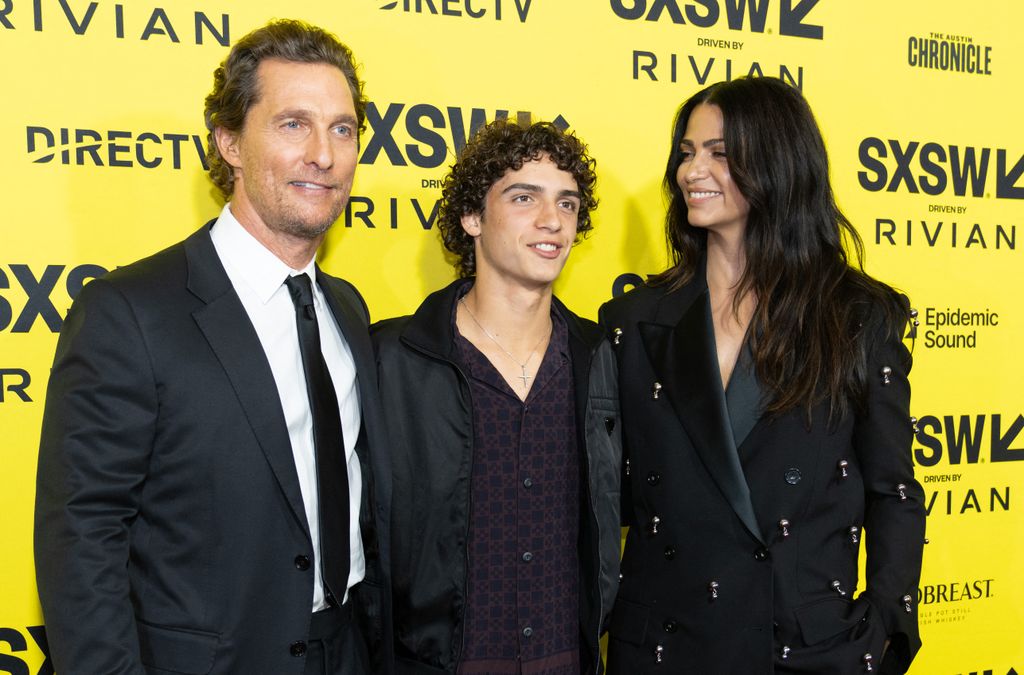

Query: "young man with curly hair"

xmin=372 ymin=120 xmax=621 ymax=675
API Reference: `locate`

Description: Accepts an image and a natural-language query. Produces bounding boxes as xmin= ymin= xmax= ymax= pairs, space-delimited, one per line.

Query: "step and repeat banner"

xmin=2 ymin=1 xmax=1021 ymax=672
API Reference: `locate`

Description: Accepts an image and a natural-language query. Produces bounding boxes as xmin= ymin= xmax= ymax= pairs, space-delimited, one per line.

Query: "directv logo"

xmin=379 ymin=0 xmax=534 ymax=22
xmin=26 ymin=126 xmax=208 ymax=169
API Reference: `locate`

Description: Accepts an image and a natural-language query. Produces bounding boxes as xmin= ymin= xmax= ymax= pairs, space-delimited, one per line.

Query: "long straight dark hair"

xmin=651 ymin=76 xmax=907 ymax=420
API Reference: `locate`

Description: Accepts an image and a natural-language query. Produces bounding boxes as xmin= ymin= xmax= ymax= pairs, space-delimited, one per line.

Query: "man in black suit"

xmin=34 ymin=19 xmax=391 ymax=675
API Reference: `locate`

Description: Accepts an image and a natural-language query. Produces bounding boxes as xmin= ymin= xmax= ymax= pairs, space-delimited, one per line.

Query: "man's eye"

xmin=283 ymin=120 xmax=301 ymax=130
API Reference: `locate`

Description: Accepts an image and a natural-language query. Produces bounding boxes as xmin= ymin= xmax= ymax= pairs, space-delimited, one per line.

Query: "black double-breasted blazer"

xmin=34 ymin=224 xmax=393 ymax=675
xmin=598 ymin=273 xmax=925 ymax=675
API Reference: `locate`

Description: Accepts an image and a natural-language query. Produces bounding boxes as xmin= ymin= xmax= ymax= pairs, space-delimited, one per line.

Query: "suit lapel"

xmin=184 ymin=227 xmax=311 ymax=539
xmin=639 ymin=283 xmax=765 ymax=544
xmin=725 ymin=345 xmax=763 ymax=450
xmin=316 ymin=271 xmax=377 ymax=401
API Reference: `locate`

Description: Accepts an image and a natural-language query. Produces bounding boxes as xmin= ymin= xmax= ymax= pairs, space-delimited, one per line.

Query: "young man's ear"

xmin=461 ymin=212 xmax=482 ymax=237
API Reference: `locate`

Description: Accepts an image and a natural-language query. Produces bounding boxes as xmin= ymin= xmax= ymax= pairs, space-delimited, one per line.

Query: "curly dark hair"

xmin=203 ymin=19 xmax=368 ymax=200
xmin=437 ymin=120 xmax=598 ymax=278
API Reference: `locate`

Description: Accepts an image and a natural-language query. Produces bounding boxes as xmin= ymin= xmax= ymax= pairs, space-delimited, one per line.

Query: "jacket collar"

xmin=639 ymin=259 xmax=766 ymax=544
xmin=400 ymin=278 xmax=604 ymax=360
xmin=182 ymin=224 xmax=310 ymax=540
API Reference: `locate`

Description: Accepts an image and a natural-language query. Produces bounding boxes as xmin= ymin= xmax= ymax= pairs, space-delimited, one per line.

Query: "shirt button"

xmin=290 ymin=641 xmax=307 ymax=657
xmin=523 ymin=626 xmax=533 ymax=638
xmin=523 ymin=477 xmax=533 ymax=488
xmin=294 ymin=555 xmax=310 ymax=571
xmin=522 ymin=551 xmax=533 ymax=562
xmin=754 ymin=547 xmax=770 ymax=561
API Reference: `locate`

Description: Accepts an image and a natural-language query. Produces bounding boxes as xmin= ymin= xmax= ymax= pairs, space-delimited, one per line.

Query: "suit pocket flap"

xmin=794 ymin=597 xmax=869 ymax=646
xmin=138 ymin=620 xmax=219 ymax=674
xmin=608 ymin=597 xmax=649 ymax=646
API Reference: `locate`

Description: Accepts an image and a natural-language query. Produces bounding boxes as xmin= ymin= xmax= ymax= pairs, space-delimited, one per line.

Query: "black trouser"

xmin=304 ymin=601 xmax=370 ymax=675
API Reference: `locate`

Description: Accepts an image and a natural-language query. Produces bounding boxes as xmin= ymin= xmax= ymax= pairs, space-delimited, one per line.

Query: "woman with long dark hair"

xmin=600 ymin=77 xmax=925 ymax=674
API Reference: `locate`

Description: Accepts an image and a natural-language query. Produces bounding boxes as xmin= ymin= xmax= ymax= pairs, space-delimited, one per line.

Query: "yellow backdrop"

xmin=2 ymin=1 xmax=1021 ymax=672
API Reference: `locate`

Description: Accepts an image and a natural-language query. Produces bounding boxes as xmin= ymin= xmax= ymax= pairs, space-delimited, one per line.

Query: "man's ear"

xmin=213 ymin=126 xmax=242 ymax=169
xmin=461 ymin=212 xmax=482 ymax=237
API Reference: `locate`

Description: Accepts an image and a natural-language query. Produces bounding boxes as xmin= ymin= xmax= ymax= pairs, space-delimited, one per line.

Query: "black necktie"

xmin=284 ymin=273 xmax=350 ymax=605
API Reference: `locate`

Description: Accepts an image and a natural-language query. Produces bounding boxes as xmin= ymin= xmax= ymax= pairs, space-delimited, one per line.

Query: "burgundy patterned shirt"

xmin=454 ymin=307 xmax=581 ymax=675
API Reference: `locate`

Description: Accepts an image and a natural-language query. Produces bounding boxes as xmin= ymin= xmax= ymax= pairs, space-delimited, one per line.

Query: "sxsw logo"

xmin=914 ymin=414 xmax=1024 ymax=467
xmin=857 ymin=138 xmax=1024 ymax=199
xmin=379 ymin=0 xmax=534 ymax=22
xmin=26 ymin=126 xmax=208 ymax=170
xmin=0 ymin=625 xmax=50 ymax=675
xmin=358 ymin=102 xmax=569 ymax=168
xmin=1 ymin=263 xmax=108 ymax=333
xmin=609 ymin=0 xmax=823 ymax=39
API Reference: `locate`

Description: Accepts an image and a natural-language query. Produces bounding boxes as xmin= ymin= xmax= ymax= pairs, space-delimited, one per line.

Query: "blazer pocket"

xmin=138 ymin=620 xmax=219 ymax=675
xmin=794 ymin=597 xmax=869 ymax=646
xmin=608 ymin=597 xmax=650 ymax=646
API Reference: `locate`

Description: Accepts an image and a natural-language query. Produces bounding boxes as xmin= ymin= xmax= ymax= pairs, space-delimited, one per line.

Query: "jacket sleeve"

xmin=597 ymin=300 xmax=635 ymax=528
xmin=853 ymin=296 xmax=925 ymax=673
xmin=34 ymin=278 xmax=156 ymax=675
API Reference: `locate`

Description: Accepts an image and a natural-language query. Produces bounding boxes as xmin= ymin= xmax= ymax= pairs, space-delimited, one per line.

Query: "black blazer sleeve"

xmin=854 ymin=298 xmax=925 ymax=672
xmin=34 ymin=278 xmax=154 ymax=674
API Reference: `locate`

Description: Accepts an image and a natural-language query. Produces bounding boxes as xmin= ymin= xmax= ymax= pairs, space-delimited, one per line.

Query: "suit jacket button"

xmin=663 ymin=546 xmax=676 ymax=560
xmin=294 ymin=555 xmax=311 ymax=571
xmin=290 ymin=641 xmax=307 ymax=657
xmin=754 ymin=547 xmax=770 ymax=561
xmin=647 ymin=471 xmax=661 ymax=486
xmin=663 ymin=619 xmax=678 ymax=633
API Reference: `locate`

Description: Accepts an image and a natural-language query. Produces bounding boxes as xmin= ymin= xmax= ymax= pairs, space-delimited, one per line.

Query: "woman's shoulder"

xmin=839 ymin=270 xmax=911 ymax=344
xmin=600 ymin=279 xmax=689 ymax=325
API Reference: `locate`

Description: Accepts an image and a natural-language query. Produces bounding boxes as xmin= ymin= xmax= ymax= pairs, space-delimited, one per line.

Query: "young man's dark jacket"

xmin=371 ymin=279 xmax=622 ymax=675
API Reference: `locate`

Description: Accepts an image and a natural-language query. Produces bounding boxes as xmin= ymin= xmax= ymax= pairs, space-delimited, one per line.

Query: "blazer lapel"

xmin=725 ymin=345 xmax=763 ymax=450
xmin=315 ymin=271 xmax=377 ymax=401
xmin=639 ymin=284 xmax=765 ymax=545
xmin=184 ymin=226 xmax=311 ymax=539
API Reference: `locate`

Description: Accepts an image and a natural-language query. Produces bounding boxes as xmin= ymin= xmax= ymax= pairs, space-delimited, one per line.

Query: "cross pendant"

xmin=518 ymin=366 xmax=532 ymax=388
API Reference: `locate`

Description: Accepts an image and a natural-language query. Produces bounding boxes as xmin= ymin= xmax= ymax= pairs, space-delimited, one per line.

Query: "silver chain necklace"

xmin=459 ymin=296 xmax=550 ymax=389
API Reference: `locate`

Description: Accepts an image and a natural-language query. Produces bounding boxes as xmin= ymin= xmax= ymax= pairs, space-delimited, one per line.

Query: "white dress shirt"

xmin=210 ymin=204 xmax=365 ymax=610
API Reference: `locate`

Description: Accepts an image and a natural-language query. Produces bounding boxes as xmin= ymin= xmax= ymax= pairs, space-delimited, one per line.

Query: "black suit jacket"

xmin=34 ymin=224 xmax=393 ymax=675
xmin=599 ymin=274 xmax=925 ymax=675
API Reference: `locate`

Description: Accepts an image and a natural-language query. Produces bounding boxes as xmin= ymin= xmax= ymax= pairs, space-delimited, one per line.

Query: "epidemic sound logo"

xmin=908 ymin=32 xmax=993 ymax=75
xmin=857 ymin=138 xmax=1024 ymax=199
xmin=0 ymin=1 xmax=230 ymax=46
xmin=358 ymin=102 xmax=569 ymax=169
xmin=379 ymin=0 xmax=534 ymax=22
xmin=27 ymin=126 xmax=208 ymax=170
xmin=1 ymin=263 xmax=108 ymax=333
xmin=610 ymin=0 xmax=823 ymax=39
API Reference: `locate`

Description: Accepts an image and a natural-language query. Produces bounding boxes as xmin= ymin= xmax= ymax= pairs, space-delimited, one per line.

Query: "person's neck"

xmin=705 ymin=232 xmax=747 ymax=296
xmin=460 ymin=276 xmax=554 ymax=352
xmin=230 ymin=202 xmax=321 ymax=271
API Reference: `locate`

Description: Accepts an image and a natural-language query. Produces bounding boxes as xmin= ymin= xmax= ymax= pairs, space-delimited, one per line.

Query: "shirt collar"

xmin=210 ymin=204 xmax=317 ymax=304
